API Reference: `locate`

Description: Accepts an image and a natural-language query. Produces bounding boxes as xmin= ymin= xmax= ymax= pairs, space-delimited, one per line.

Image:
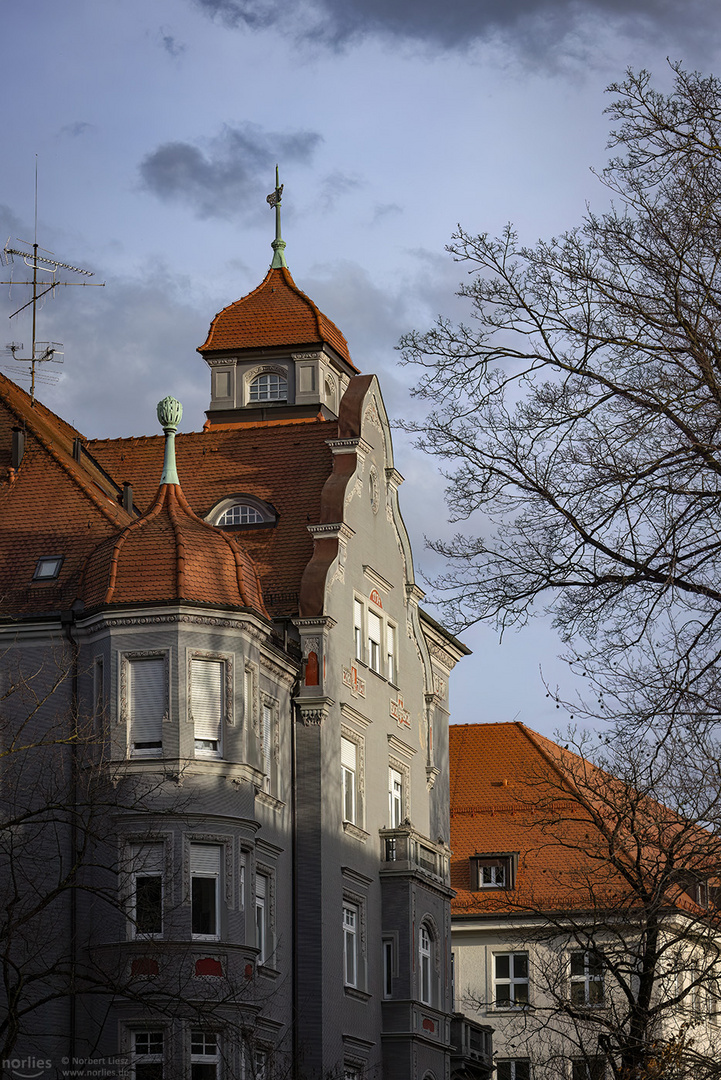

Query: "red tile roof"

xmin=88 ymin=417 xmax=337 ymax=617
xmin=80 ymin=482 xmax=267 ymax=616
xmin=450 ymin=722 xmax=717 ymax=918
xmin=198 ymin=266 xmax=357 ymax=370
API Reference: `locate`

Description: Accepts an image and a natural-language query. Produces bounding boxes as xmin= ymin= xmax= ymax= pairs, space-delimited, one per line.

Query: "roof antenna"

xmin=267 ymin=165 xmax=287 ymax=269
xmin=1 ymin=157 xmax=105 ymax=404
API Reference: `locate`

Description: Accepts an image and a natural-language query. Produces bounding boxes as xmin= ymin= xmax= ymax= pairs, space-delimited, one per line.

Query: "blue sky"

xmin=2 ymin=0 xmax=720 ymax=734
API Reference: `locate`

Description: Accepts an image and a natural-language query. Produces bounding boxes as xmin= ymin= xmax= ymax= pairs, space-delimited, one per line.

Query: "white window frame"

xmin=190 ymin=656 xmax=227 ymax=758
xmin=191 ymin=1030 xmax=220 ymax=1080
xmin=496 ymin=1062 xmax=531 ymax=1080
xmin=132 ymin=1030 xmax=164 ymax=1080
xmin=124 ymin=653 xmax=168 ymax=757
xmin=130 ymin=843 xmax=164 ymax=939
xmin=353 ymin=599 xmax=364 ymax=662
xmin=367 ymin=609 xmax=382 ymax=673
xmin=256 ymin=871 xmax=269 ymax=965
xmin=249 ymin=370 xmax=287 ymax=402
xmin=419 ymin=924 xmax=433 ymax=1005
xmin=353 ymin=596 xmax=397 ymax=682
xmin=570 ymin=950 xmax=604 ymax=1006
xmin=342 ymin=736 xmax=358 ymax=825
xmin=190 ymin=844 xmax=221 ymax=941
xmin=344 ymin=903 xmax=359 ymax=988
xmin=494 ymin=952 xmax=529 ymax=1008
xmin=389 ymin=767 xmax=403 ymax=828
xmin=386 ymin=622 xmax=397 ymax=683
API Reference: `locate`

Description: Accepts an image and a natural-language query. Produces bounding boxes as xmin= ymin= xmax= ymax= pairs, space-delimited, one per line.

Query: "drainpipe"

xmin=61 ymin=609 xmax=79 ymax=1064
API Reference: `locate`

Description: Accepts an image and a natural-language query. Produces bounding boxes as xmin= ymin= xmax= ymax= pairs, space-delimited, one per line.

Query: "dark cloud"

xmin=139 ymin=123 xmax=322 ymax=220
xmin=191 ymin=0 xmax=719 ymax=56
xmin=319 ymin=171 xmax=363 ymax=211
xmin=159 ymin=29 xmax=185 ymax=56
xmin=60 ymin=121 xmax=94 ymax=138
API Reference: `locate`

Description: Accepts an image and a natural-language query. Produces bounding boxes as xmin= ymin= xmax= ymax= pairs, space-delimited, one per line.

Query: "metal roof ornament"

xmin=267 ymin=165 xmax=288 ymax=269
xmin=157 ymin=395 xmax=183 ymax=485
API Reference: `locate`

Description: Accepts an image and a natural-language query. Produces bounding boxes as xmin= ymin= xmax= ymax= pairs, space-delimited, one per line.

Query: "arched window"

xmin=249 ymin=372 xmax=287 ymax=402
xmin=419 ymin=924 xmax=433 ymax=1005
xmin=217 ymin=504 xmax=264 ymax=527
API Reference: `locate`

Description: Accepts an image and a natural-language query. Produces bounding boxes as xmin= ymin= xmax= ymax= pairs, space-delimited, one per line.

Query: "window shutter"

xmin=341 ymin=736 xmax=357 ymax=770
xmin=191 ymin=659 xmax=223 ymax=742
xmin=190 ymin=844 xmax=221 ymax=876
xmin=256 ymin=872 xmax=267 ymax=899
xmin=262 ymin=704 xmax=272 ymax=768
xmin=368 ymin=610 xmax=381 ymax=645
xmin=132 ymin=843 xmax=164 ymax=874
xmin=129 ymin=657 xmax=165 ymax=748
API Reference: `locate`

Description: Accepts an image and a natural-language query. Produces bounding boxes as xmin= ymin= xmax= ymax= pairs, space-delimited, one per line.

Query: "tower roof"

xmin=198 ymin=266 xmax=357 ymax=370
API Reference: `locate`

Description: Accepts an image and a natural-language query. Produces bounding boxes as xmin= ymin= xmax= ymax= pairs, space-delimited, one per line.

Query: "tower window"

xmin=249 ymin=372 xmax=287 ymax=402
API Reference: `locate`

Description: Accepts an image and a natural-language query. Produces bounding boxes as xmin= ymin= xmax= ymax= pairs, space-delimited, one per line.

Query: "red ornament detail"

xmin=422 ymin=1018 xmax=435 ymax=1032
xmin=369 ymin=589 xmax=383 ymax=609
xmin=245 ymin=963 xmax=254 ymax=979
xmin=131 ymin=957 xmax=158 ymax=977
xmin=195 ymin=957 xmax=223 ymax=977
xmin=305 ymin=651 xmax=319 ymax=686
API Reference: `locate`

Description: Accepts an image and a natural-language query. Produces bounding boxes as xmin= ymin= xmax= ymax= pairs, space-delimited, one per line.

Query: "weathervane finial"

xmin=267 ymin=165 xmax=287 ymax=269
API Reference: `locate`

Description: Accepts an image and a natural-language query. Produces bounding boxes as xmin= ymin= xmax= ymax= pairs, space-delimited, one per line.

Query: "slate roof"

xmin=198 ymin=266 xmax=357 ymax=370
xmin=449 ymin=722 xmax=718 ymax=919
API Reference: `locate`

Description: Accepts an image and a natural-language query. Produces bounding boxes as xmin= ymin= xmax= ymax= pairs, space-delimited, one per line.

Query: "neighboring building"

xmin=449 ymin=722 xmax=721 ymax=1080
xmin=0 ymin=194 xmax=490 ymax=1080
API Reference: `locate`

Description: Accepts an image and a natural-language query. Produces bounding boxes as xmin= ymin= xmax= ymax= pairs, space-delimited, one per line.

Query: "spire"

xmin=157 ymin=395 xmax=182 ymax=485
xmin=267 ymin=165 xmax=288 ymax=269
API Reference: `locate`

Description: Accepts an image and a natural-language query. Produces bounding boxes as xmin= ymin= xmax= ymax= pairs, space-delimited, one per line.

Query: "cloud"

xmin=190 ymin=0 xmax=720 ymax=57
xmin=319 ymin=171 xmax=363 ymax=212
xmin=139 ymin=123 xmax=322 ymax=220
xmin=59 ymin=121 xmax=94 ymax=139
xmin=159 ymin=30 xmax=186 ymax=57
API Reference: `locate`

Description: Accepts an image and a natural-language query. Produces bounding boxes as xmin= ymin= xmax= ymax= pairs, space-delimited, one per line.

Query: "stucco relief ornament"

xmin=389 ymin=693 xmax=411 ymax=729
xmin=342 ymin=662 xmax=366 ymax=698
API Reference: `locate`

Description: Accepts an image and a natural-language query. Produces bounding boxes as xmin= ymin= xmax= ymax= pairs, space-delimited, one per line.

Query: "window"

xmin=212 ymin=368 xmax=232 ymax=400
xmin=191 ymin=844 xmax=221 ymax=940
xmin=571 ymin=1060 xmax=605 ymax=1080
xmin=389 ymin=768 xmax=403 ymax=828
xmin=252 ymin=1049 xmax=267 ymax=1080
xmin=344 ymin=903 xmax=358 ymax=988
xmin=94 ymin=656 xmax=105 ymax=733
xmin=131 ymin=843 xmax=163 ymax=937
xmin=354 ymin=599 xmax=363 ymax=661
xmin=191 ymin=658 xmax=224 ymax=756
xmin=367 ymin=610 xmax=382 ymax=673
xmin=497 ymin=1063 xmax=530 ymax=1080
xmin=133 ymin=1031 xmax=163 ymax=1080
xmin=256 ymin=872 xmax=269 ymax=964
xmin=494 ymin=953 xmax=529 ymax=1007
xmin=419 ymin=924 xmax=433 ymax=1005
xmin=386 ymin=623 xmax=396 ymax=683
xmin=472 ymin=854 xmax=516 ymax=890
xmin=249 ymin=372 xmax=287 ymax=401
xmin=191 ymin=1031 xmax=220 ymax=1080
xmin=341 ymin=737 xmax=357 ymax=824
xmin=128 ymin=656 xmax=166 ymax=756
xmin=344 ymin=1067 xmax=362 ymax=1080
xmin=383 ymin=939 xmax=394 ymax=998
xmin=570 ymin=952 xmax=604 ymax=1006
xmin=33 ymin=555 xmax=63 ymax=580
xmin=217 ymin=503 xmax=263 ymax=526
xmin=261 ymin=703 xmax=273 ymax=786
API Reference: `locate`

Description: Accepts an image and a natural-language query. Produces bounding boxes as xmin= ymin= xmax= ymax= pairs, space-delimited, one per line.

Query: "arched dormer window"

xmin=207 ymin=495 xmax=277 ymax=530
xmin=249 ymin=372 xmax=287 ymax=402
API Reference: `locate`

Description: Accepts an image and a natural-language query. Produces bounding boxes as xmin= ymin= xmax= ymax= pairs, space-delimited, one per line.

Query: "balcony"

xmin=379 ymin=826 xmax=450 ymax=886
xmin=449 ymin=1013 xmax=493 ymax=1080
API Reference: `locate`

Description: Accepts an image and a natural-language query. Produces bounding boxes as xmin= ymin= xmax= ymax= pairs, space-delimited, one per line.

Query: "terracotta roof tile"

xmin=198 ymin=266 xmax=357 ymax=370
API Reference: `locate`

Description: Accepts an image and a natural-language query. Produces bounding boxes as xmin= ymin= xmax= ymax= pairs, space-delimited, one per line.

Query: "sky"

xmin=2 ymin=0 xmax=720 ymax=736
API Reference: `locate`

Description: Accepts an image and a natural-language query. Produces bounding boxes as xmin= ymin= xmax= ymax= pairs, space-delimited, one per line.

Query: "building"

xmin=0 ymin=191 xmax=491 ymax=1080
xmin=449 ymin=722 xmax=721 ymax=1080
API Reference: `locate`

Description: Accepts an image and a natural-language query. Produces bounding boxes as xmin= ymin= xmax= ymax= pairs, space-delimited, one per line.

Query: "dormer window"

xmin=207 ymin=494 xmax=277 ymax=530
xmin=249 ymin=372 xmax=287 ymax=402
xmin=33 ymin=556 xmax=63 ymax=581
xmin=472 ymin=853 xmax=517 ymax=890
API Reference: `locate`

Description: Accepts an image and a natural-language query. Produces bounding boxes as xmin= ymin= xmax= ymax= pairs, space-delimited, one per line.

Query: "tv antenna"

xmin=1 ymin=159 xmax=105 ymax=403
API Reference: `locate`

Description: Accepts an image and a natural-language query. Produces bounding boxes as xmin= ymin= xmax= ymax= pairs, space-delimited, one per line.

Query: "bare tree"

xmin=456 ymin=726 xmax=721 ymax=1079
xmin=400 ymin=64 xmax=721 ymax=733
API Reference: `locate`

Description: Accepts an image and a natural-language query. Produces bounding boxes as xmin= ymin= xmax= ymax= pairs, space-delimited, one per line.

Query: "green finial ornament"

xmin=267 ymin=165 xmax=287 ymax=268
xmin=157 ymin=395 xmax=183 ymax=485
